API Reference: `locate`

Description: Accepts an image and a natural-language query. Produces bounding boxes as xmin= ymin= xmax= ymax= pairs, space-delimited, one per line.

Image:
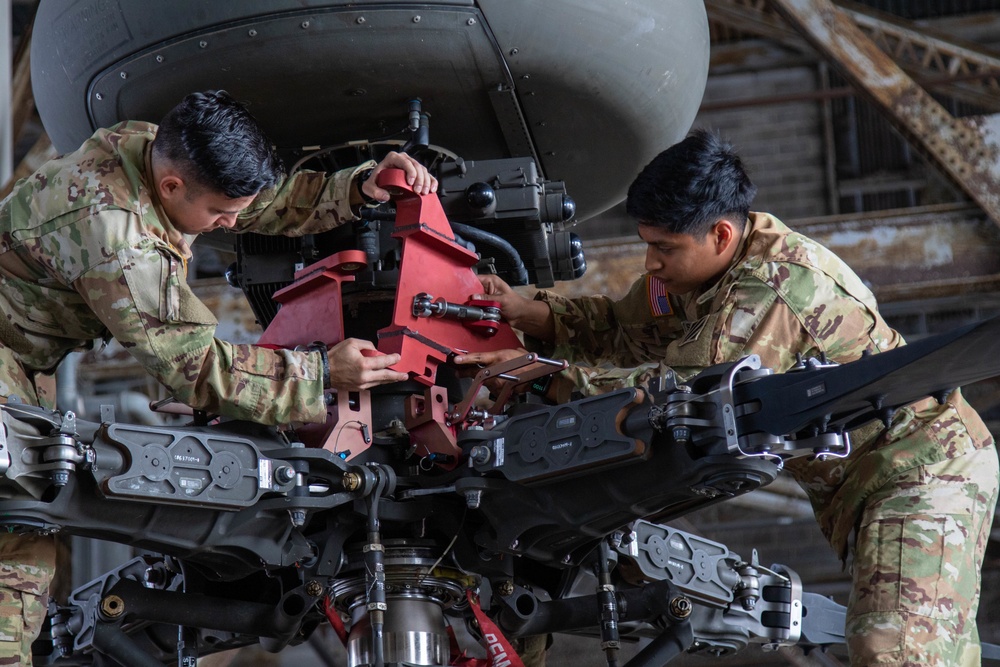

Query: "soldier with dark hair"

xmin=0 ymin=90 xmax=430 ymax=663
xmin=456 ymin=128 xmax=999 ymax=666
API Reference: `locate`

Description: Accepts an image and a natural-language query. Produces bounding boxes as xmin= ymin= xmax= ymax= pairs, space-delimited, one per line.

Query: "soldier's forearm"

xmin=508 ymin=299 xmax=556 ymax=343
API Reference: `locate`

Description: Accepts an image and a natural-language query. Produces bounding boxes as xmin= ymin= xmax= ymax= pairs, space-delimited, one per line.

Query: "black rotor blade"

xmin=735 ymin=316 xmax=1000 ymax=436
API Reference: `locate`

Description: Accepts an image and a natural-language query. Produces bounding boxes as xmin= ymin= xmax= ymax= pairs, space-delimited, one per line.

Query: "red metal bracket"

xmin=258 ymin=249 xmax=367 ymax=348
xmin=376 ymin=169 xmax=523 ymax=385
xmin=255 ymin=168 xmax=525 ymax=459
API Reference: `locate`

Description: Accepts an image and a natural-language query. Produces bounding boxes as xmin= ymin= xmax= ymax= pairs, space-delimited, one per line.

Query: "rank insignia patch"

xmin=679 ymin=316 xmax=709 ymax=346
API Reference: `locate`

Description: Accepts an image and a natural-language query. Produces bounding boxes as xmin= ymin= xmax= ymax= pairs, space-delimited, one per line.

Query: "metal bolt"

xmin=510 ymin=539 xmax=519 ymax=550
xmin=275 ymin=465 xmax=296 ymax=485
xmin=342 ymin=472 xmax=362 ymax=492
xmin=301 ymin=21 xmax=310 ymax=29
xmin=469 ymin=445 xmax=491 ymax=465
xmin=51 ymin=470 xmax=70 ymax=487
xmin=199 ymin=40 xmax=208 ymax=48
xmin=95 ymin=93 xmax=103 ymax=101
xmin=143 ymin=567 xmax=167 ymax=588
xmin=290 ymin=509 xmax=306 ymax=528
xmin=464 ymin=489 xmax=482 ymax=509
xmin=119 ymin=71 xmax=127 ymax=80
xmin=155 ymin=55 xmax=164 ymax=63
xmin=509 ymin=48 xmax=519 ymax=55
xmin=497 ymin=580 xmax=514 ymax=596
xmin=100 ymin=595 xmax=125 ymax=619
xmin=467 ymin=17 xmax=477 ymax=25
xmin=562 ymin=554 xmax=572 ymax=564
xmin=413 ymin=15 xmax=421 ymax=23
xmin=669 ymin=596 xmax=692 ymax=619
xmin=356 ymin=16 xmax=366 ymax=24
xmin=248 ymin=29 xmax=257 ymax=37
xmin=305 ymin=580 xmax=324 ymax=597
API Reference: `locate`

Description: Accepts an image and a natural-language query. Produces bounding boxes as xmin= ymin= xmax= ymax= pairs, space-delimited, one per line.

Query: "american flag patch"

xmin=646 ymin=275 xmax=672 ymax=316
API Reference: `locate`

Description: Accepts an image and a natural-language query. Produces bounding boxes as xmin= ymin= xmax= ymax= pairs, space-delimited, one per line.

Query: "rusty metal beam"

xmin=706 ymin=0 xmax=807 ymax=50
xmin=837 ymin=0 xmax=1000 ymax=111
xmin=706 ymin=0 xmax=1000 ymax=110
xmin=768 ymin=0 xmax=1000 ymax=228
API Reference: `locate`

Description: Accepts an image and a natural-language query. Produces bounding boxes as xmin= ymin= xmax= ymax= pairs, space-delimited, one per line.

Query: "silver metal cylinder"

xmin=346 ymin=596 xmax=449 ymax=667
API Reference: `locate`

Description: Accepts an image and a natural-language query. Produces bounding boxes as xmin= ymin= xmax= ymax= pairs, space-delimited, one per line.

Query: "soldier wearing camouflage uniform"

xmin=456 ymin=129 xmax=999 ymax=666
xmin=0 ymin=90 xmax=432 ymax=664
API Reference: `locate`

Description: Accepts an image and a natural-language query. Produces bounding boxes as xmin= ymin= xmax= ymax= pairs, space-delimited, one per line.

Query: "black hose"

xmin=450 ymin=222 xmax=530 ymax=286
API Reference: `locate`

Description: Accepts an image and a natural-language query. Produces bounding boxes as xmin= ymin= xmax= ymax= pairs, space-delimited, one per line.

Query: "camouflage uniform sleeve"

xmin=233 ymin=161 xmax=376 ymax=236
xmin=534 ymin=277 xmax=677 ymax=366
xmin=529 ymin=278 xmax=682 ymax=402
xmin=75 ymin=237 xmax=329 ymax=425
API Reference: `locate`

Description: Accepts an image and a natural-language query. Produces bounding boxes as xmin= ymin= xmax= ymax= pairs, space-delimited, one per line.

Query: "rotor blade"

xmin=735 ymin=316 xmax=1000 ymax=436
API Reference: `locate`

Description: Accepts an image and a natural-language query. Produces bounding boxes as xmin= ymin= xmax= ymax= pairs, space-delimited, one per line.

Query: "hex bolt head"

xmin=100 ymin=594 xmax=125 ymax=619
xmin=669 ymin=595 xmax=693 ymax=619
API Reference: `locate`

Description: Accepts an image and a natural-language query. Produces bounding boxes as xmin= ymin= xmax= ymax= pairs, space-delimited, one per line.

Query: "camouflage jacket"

xmin=532 ymin=212 xmax=993 ymax=558
xmin=0 ymin=121 xmax=370 ymax=425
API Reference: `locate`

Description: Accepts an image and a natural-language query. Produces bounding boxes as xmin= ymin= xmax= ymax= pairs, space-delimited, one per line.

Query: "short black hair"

xmin=625 ymin=128 xmax=757 ymax=237
xmin=151 ymin=90 xmax=283 ymax=198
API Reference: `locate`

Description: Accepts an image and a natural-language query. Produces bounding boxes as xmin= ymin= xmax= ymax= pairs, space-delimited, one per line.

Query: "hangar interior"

xmin=5 ymin=1 xmax=1000 ymax=665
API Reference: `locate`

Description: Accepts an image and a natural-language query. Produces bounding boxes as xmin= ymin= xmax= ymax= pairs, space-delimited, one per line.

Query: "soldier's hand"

xmin=452 ymin=347 xmax=528 ymax=369
xmin=452 ymin=348 xmax=531 ymax=397
xmin=327 ymin=338 xmax=409 ymax=390
xmin=473 ymin=275 xmax=526 ymax=321
xmin=364 ymin=151 xmax=438 ymax=200
xmin=473 ymin=275 xmax=553 ymax=339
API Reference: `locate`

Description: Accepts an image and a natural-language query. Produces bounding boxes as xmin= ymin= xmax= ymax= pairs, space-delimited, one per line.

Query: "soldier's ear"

xmin=711 ymin=219 xmax=736 ymax=255
xmin=157 ymin=174 xmax=184 ymax=200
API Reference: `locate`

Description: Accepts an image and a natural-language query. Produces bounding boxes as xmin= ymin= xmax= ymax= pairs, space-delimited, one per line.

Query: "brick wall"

xmin=578 ymin=65 xmax=831 ymax=240
xmin=697 ymin=67 xmax=829 ymax=220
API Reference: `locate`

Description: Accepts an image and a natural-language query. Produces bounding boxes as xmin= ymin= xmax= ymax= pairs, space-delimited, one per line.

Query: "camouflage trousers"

xmin=846 ymin=444 xmax=999 ymax=666
xmin=0 ymin=341 xmax=58 ymax=665
xmin=0 ymin=534 xmax=57 ymax=666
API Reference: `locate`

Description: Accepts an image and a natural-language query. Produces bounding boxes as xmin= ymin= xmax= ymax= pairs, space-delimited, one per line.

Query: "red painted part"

xmin=257 ymin=249 xmax=368 ymax=348
xmin=405 ymin=386 xmax=461 ymax=469
xmin=376 ymin=169 xmax=523 ymax=386
xmin=255 ymin=169 xmax=525 ymax=461
xmin=295 ymin=388 xmax=375 ymax=459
